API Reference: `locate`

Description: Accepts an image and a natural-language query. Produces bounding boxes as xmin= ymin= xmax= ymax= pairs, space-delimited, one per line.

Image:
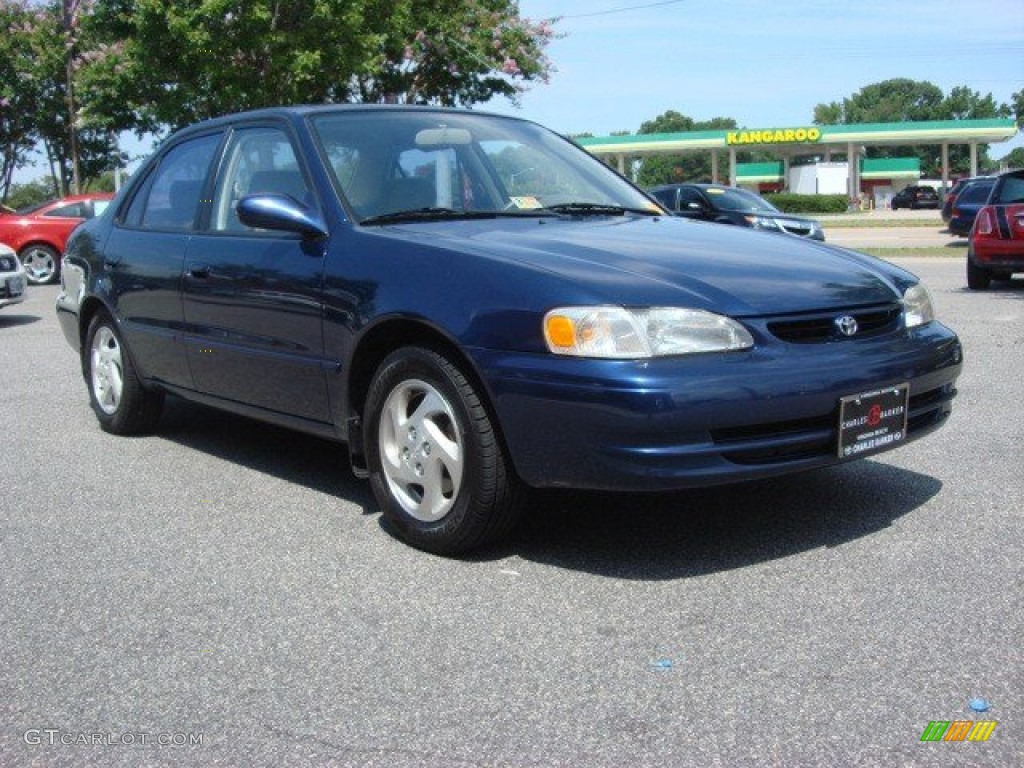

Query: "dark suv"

xmin=648 ymin=183 xmax=824 ymax=240
xmin=891 ymin=185 xmax=939 ymax=210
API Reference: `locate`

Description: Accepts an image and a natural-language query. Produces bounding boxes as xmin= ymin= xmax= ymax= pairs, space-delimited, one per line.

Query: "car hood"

xmin=389 ymin=215 xmax=908 ymax=316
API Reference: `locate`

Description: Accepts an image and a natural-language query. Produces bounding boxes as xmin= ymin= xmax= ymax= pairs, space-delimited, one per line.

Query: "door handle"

xmin=187 ymin=265 xmax=211 ymax=279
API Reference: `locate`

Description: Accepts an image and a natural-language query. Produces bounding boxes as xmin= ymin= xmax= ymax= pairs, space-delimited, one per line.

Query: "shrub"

xmin=765 ymin=194 xmax=849 ymax=214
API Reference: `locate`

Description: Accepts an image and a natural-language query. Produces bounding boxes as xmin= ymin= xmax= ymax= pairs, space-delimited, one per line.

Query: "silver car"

xmin=0 ymin=244 xmax=27 ymax=309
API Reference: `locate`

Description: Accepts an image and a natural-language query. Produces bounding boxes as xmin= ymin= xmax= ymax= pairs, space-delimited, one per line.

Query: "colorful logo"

xmin=920 ymin=720 xmax=997 ymax=742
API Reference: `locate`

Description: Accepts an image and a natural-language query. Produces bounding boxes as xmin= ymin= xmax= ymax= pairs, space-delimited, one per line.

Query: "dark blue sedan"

xmin=57 ymin=106 xmax=962 ymax=554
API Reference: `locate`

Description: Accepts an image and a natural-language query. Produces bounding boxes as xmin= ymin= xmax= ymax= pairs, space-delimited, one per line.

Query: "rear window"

xmin=994 ymin=174 xmax=1024 ymax=205
xmin=960 ymin=182 xmax=995 ymax=204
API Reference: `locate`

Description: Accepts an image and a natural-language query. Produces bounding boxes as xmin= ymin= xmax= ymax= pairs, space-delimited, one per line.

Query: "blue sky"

xmin=488 ymin=0 xmax=1023 ymax=154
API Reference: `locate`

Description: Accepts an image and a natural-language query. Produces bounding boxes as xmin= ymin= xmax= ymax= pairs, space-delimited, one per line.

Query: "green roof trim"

xmin=576 ymin=118 xmax=1018 ymax=155
xmin=736 ymin=162 xmax=784 ymax=181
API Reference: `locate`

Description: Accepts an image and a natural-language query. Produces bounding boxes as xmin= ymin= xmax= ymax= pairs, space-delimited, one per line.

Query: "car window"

xmin=677 ymin=188 xmax=705 ymax=209
xmin=211 ymin=126 xmax=313 ymax=232
xmin=93 ymin=200 xmax=111 ymax=217
xmin=995 ymin=175 xmax=1024 ymax=204
xmin=131 ymin=133 xmax=221 ymax=231
xmin=44 ymin=202 xmax=87 ymax=218
xmin=650 ymin=189 xmax=676 ymax=209
xmin=706 ymin=187 xmax=777 ymax=213
xmin=959 ymin=182 xmax=995 ymax=204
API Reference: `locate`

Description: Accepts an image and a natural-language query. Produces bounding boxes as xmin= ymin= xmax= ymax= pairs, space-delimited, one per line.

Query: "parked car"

xmin=0 ymin=193 xmax=114 ymax=285
xmin=967 ymin=169 xmax=1024 ymax=290
xmin=941 ymin=177 xmax=987 ymax=223
xmin=0 ymin=244 xmax=26 ymax=310
xmin=891 ymin=185 xmax=940 ymax=210
xmin=57 ymin=106 xmax=961 ymax=554
xmin=648 ymin=183 xmax=825 ymax=240
xmin=948 ymin=178 xmax=997 ymax=236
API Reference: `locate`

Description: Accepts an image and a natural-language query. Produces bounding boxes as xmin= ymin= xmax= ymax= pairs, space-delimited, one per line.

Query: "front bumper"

xmin=470 ymin=322 xmax=962 ymax=491
xmin=0 ymin=272 xmax=26 ymax=308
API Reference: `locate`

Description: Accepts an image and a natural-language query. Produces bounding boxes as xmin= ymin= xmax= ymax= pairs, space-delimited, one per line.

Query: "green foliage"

xmin=997 ymin=147 xmax=1024 ymax=170
xmin=82 ymin=0 xmax=559 ymax=130
xmin=2 ymin=177 xmax=58 ymax=210
xmin=635 ymin=112 xmax=740 ymax=187
xmin=767 ymin=193 xmax=848 ymax=215
xmin=813 ymin=78 xmax=1013 ymax=175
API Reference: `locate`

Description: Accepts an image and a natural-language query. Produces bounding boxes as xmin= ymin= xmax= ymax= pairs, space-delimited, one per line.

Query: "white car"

xmin=1 ymin=243 xmax=27 ymax=309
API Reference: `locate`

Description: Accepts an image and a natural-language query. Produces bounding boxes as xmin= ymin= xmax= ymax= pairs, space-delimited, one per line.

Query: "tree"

xmin=814 ymin=79 xmax=1012 ymax=175
xmin=85 ymin=0 xmax=558 ymax=132
xmin=634 ymin=111 xmax=740 ymax=187
xmin=1011 ymin=89 xmax=1024 ymax=125
xmin=0 ymin=1 xmax=38 ymax=201
xmin=997 ymin=147 xmax=1024 ymax=171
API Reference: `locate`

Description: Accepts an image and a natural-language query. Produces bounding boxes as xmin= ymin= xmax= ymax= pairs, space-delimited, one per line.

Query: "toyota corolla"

xmin=56 ymin=106 xmax=962 ymax=554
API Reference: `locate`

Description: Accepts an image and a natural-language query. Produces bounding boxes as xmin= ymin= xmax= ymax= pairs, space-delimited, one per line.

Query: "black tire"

xmin=364 ymin=346 xmax=522 ymax=555
xmin=84 ymin=312 xmax=164 ymax=434
xmin=20 ymin=244 xmax=61 ymax=285
xmin=966 ymin=257 xmax=991 ymax=291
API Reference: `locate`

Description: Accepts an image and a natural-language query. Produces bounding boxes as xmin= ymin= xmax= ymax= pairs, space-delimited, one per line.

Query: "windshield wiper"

xmin=542 ymin=202 xmax=660 ymax=217
xmin=360 ymin=207 xmax=500 ymax=226
xmin=360 ymin=207 xmax=561 ymax=225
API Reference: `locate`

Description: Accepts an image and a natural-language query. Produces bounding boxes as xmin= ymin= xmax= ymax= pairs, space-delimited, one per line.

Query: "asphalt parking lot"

xmin=1 ymin=260 xmax=1021 ymax=767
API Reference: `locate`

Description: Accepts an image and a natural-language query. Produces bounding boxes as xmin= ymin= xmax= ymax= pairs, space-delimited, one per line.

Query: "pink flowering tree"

xmin=354 ymin=0 xmax=560 ymax=106
xmin=81 ymin=0 xmax=559 ymax=130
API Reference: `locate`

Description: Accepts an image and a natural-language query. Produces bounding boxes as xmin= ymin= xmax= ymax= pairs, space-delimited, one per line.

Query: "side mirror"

xmin=237 ymin=194 xmax=328 ymax=238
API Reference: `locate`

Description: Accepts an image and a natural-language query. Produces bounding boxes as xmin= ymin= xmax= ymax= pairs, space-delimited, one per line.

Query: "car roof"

xmin=168 ymin=104 xmax=528 ymax=139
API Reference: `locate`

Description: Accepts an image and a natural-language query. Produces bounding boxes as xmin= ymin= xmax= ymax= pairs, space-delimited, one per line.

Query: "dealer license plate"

xmin=6 ymin=276 xmax=24 ymax=296
xmin=838 ymin=384 xmax=909 ymax=459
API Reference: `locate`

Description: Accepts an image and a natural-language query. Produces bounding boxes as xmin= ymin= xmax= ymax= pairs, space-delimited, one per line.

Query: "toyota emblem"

xmin=835 ymin=315 xmax=859 ymax=337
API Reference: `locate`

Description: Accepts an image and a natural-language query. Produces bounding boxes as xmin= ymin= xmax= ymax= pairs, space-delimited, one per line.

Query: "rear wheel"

xmin=364 ymin=346 xmax=522 ymax=555
xmin=966 ymin=257 xmax=991 ymax=291
xmin=20 ymin=244 xmax=60 ymax=285
xmin=85 ymin=312 xmax=164 ymax=434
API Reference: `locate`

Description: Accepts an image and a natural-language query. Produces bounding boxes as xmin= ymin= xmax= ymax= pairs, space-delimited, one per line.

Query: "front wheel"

xmin=85 ymin=312 xmax=164 ymax=434
xmin=20 ymin=244 xmax=60 ymax=285
xmin=364 ymin=347 xmax=522 ymax=555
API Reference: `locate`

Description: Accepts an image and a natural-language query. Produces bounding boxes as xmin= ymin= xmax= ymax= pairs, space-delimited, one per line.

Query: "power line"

xmin=562 ymin=0 xmax=689 ymax=19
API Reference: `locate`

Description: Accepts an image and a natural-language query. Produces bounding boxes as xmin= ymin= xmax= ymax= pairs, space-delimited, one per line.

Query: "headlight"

xmin=743 ymin=215 xmax=780 ymax=231
xmin=543 ymin=306 xmax=754 ymax=358
xmin=903 ymin=284 xmax=935 ymax=328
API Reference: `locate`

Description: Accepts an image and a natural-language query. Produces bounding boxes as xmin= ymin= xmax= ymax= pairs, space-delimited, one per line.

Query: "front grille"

xmin=710 ymin=383 xmax=956 ymax=466
xmin=0 ymin=255 xmax=16 ymax=272
xmin=778 ymin=221 xmax=813 ymax=237
xmin=767 ymin=304 xmax=902 ymax=343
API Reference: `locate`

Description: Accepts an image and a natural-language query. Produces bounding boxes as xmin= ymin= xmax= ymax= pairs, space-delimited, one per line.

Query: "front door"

xmin=181 ymin=125 xmax=331 ymax=422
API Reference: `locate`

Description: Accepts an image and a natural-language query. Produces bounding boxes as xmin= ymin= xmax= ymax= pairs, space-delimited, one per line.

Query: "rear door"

xmin=181 ymin=123 xmax=331 ymax=422
xmin=104 ymin=131 xmax=223 ymax=388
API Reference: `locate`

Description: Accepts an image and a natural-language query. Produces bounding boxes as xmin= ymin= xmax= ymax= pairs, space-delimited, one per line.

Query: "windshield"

xmin=15 ymin=200 xmax=54 ymax=216
xmin=705 ymin=187 xmax=780 ymax=214
xmin=310 ymin=110 xmax=659 ymax=223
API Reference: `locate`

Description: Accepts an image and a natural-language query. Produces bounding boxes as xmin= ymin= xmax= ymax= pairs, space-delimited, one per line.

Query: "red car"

xmin=967 ymin=169 xmax=1024 ymax=290
xmin=0 ymin=194 xmax=114 ymax=285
